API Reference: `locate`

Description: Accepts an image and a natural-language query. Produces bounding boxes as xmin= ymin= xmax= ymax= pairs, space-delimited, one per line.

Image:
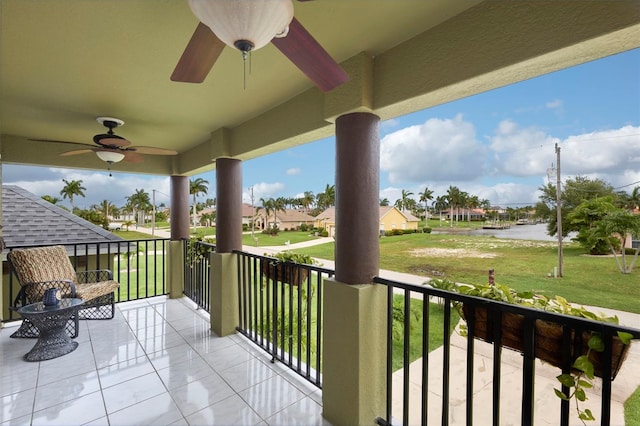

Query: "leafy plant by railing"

xmin=186 ymin=237 xmax=211 ymax=266
xmin=431 ymin=278 xmax=635 ymax=424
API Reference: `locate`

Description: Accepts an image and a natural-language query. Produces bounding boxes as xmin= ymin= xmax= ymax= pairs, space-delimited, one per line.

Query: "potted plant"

xmin=262 ymin=251 xmax=319 ymax=286
xmin=429 ymin=278 xmax=634 ymax=423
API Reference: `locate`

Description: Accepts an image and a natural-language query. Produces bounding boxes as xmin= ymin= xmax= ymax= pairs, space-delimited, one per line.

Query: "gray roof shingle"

xmin=2 ymin=185 xmax=124 ymax=248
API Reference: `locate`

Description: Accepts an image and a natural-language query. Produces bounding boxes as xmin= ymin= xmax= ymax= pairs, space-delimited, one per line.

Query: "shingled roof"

xmin=2 ymin=185 xmax=124 ymax=248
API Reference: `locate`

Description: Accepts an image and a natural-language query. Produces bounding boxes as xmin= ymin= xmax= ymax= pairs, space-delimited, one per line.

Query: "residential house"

xmin=315 ymin=206 xmax=419 ymax=237
xmin=255 ymin=208 xmax=314 ymax=231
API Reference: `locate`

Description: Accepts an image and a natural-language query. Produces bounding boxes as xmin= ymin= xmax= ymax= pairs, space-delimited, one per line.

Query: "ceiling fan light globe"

xmin=188 ymin=0 xmax=293 ymax=52
xmin=95 ymin=150 xmax=125 ymax=164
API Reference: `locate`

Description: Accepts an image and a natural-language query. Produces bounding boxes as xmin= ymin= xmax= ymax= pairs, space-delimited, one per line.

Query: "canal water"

xmin=433 ymin=223 xmax=575 ymax=242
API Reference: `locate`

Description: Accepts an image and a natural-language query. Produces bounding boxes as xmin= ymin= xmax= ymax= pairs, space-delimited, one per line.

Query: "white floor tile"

xmin=31 ymin=391 xmax=106 ymax=426
xmin=200 ymin=343 xmax=253 ymax=372
xmin=168 ymin=372 xmax=235 ymax=417
xmin=0 ymin=365 xmax=38 ymax=398
xmin=265 ymin=396 xmax=330 ymax=426
xmin=33 ymin=371 xmax=100 ymax=412
xmin=185 ymin=394 xmax=262 ymax=426
xmin=238 ymin=375 xmax=306 ymax=419
xmin=102 ymin=372 xmax=166 ymax=414
xmin=157 ymin=355 xmax=215 ymax=390
xmin=218 ymin=358 xmax=278 ymax=392
xmin=0 ymin=296 xmax=325 ymax=426
xmin=107 ymin=392 xmax=183 ymax=426
xmin=146 ymin=344 xmax=202 ymax=371
xmin=0 ymin=388 xmax=35 ymax=424
xmin=97 ymin=355 xmax=155 ymax=389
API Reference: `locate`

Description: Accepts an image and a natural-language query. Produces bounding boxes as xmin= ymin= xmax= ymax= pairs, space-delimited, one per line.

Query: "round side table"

xmin=17 ymin=298 xmax=84 ymax=362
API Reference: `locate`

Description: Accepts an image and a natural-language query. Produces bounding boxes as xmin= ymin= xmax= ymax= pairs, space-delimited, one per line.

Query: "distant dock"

xmin=482 ymin=223 xmax=511 ymax=229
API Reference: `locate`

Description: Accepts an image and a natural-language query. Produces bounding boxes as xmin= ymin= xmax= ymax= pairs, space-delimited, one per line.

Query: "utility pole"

xmin=547 ymin=143 xmax=563 ymax=278
xmin=152 ymin=189 xmax=156 ymax=238
xmin=554 ymin=143 xmax=563 ymax=277
xmin=249 ymin=186 xmax=255 ymax=239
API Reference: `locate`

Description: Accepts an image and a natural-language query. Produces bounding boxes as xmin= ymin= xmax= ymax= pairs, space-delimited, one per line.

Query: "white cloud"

xmin=380 ymin=114 xmax=487 ymax=183
xmin=243 ymin=182 xmax=286 ymax=203
xmin=286 ymin=167 xmax=301 ymax=176
xmin=2 ymin=165 xmax=171 ymax=209
xmin=546 ymin=99 xmax=563 ymax=110
xmin=559 ymin=125 xmax=640 ymax=176
xmin=489 ymin=120 xmax=560 ymax=177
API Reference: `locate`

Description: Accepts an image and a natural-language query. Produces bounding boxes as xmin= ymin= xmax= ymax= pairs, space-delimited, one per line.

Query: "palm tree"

xmin=379 ymin=198 xmax=390 ymax=207
xmin=93 ymin=200 xmax=116 ymax=221
xmin=189 ymin=177 xmax=209 ymax=233
xmin=41 ymin=195 xmax=62 ymax=205
xmin=446 ymin=186 xmax=463 ymax=227
xmin=418 ymin=187 xmax=434 ymax=220
xmin=60 ymin=179 xmax=86 ymax=211
xmin=316 ymin=184 xmax=336 ymax=210
xmin=467 ymin=194 xmax=480 ymax=222
xmin=629 ymin=186 xmax=640 ymax=211
xmin=301 ymin=191 xmax=315 ymax=212
xmin=433 ymin=195 xmax=449 ymax=225
xmin=395 ymin=189 xmax=414 ymax=213
xmin=126 ymin=189 xmax=151 ymax=226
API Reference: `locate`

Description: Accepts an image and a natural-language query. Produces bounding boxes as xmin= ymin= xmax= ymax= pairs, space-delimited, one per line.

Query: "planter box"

xmin=463 ymin=304 xmax=629 ymax=379
xmin=262 ymin=261 xmax=309 ymax=286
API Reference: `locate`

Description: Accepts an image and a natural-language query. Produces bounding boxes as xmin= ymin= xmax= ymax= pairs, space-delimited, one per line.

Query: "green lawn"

xmin=241 ymin=231 xmax=323 ymax=247
xmin=292 ymin=232 xmax=640 ymax=314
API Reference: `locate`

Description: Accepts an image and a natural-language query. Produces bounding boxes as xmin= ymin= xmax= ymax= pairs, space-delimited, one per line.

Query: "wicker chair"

xmin=8 ymin=245 xmax=120 ymax=338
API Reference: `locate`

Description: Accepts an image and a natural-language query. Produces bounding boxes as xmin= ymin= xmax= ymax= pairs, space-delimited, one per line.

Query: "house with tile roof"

xmin=255 ymin=208 xmax=315 ymax=231
xmin=314 ymin=206 xmax=420 ymax=237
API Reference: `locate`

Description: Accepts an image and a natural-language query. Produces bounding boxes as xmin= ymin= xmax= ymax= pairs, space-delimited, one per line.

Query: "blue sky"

xmin=4 ymin=48 xmax=639 ymax=210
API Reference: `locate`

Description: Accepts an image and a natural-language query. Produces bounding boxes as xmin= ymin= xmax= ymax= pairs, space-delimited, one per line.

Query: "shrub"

xmin=423 ymin=227 xmax=432 ymax=234
xmin=299 ymin=223 xmax=309 ymax=232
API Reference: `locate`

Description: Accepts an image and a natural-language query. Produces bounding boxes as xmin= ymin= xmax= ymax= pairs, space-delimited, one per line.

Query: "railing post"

xmin=210 ymin=252 xmax=239 ymax=336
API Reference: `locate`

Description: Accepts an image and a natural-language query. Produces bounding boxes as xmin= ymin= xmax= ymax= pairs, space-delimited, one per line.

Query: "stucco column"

xmin=215 ymin=158 xmax=242 ymax=253
xmin=211 ymin=157 xmax=242 ymax=336
xmin=323 ymin=112 xmax=385 ymax=425
xmin=167 ymin=176 xmax=189 ymax=299
xmin=170 ymin=175 xmax=190 ymax=240
xmin=335 ymin=112 xmax=380 ymax=284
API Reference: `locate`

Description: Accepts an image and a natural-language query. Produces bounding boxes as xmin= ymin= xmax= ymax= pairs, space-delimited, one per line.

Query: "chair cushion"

xmin=9 ymin=246 xmax=77 ymax=285
xmin=76 ymin=281 xmax=120 ymax=301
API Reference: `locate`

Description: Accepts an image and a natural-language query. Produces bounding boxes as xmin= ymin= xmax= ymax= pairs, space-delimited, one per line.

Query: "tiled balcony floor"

xmin=1 ymin=296 xmax=329 ymax=425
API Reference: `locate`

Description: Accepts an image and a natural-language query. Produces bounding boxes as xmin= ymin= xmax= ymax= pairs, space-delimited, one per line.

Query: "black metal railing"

xmin=235 ymin=250 xmax=334 ymax=388
xmin=373 ymin=276 xmax=640 ymax=426
xmin=4 ymin=239 xmax=170 ymax=322
xmin=184 ymin=240 xmax=216 ymax=312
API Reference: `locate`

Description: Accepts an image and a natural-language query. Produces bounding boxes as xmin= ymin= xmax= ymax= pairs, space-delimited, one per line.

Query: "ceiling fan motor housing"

xmin=188 ymin=0 xmax=294 ymax=52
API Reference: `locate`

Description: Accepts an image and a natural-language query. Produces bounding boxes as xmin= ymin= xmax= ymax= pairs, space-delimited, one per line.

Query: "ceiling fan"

xmin=171 ymin=0 xmax=349 ymax=92
xmin=31 ymin=117 xmax=177 ymax=174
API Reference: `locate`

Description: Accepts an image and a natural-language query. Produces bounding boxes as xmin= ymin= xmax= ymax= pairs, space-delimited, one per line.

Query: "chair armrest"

xmin=22 ymin=279 xmax=77 ymax=303
xmin=76 ymin=269 xmax=113 ymax=283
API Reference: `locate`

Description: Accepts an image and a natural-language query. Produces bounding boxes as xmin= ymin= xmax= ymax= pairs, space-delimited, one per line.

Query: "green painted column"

xmin=210 ymin=252 xmax=239 ymax=336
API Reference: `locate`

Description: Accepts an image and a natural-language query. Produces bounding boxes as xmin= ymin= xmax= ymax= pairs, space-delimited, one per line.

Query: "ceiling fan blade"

xmin=131 ymin=146 xmax=178 ymax=156
xmin=60 ymin=149 xmax=93 ymax=157
xmin=29 ymin=138 xmax=90 ymax=147
xmin=122 ymin=151 xmax=144 ymax=163
xmin=271 ymin=17 xmax=349 ymax=92
xmin=171 ymin=22 xmax=226 ymax=83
